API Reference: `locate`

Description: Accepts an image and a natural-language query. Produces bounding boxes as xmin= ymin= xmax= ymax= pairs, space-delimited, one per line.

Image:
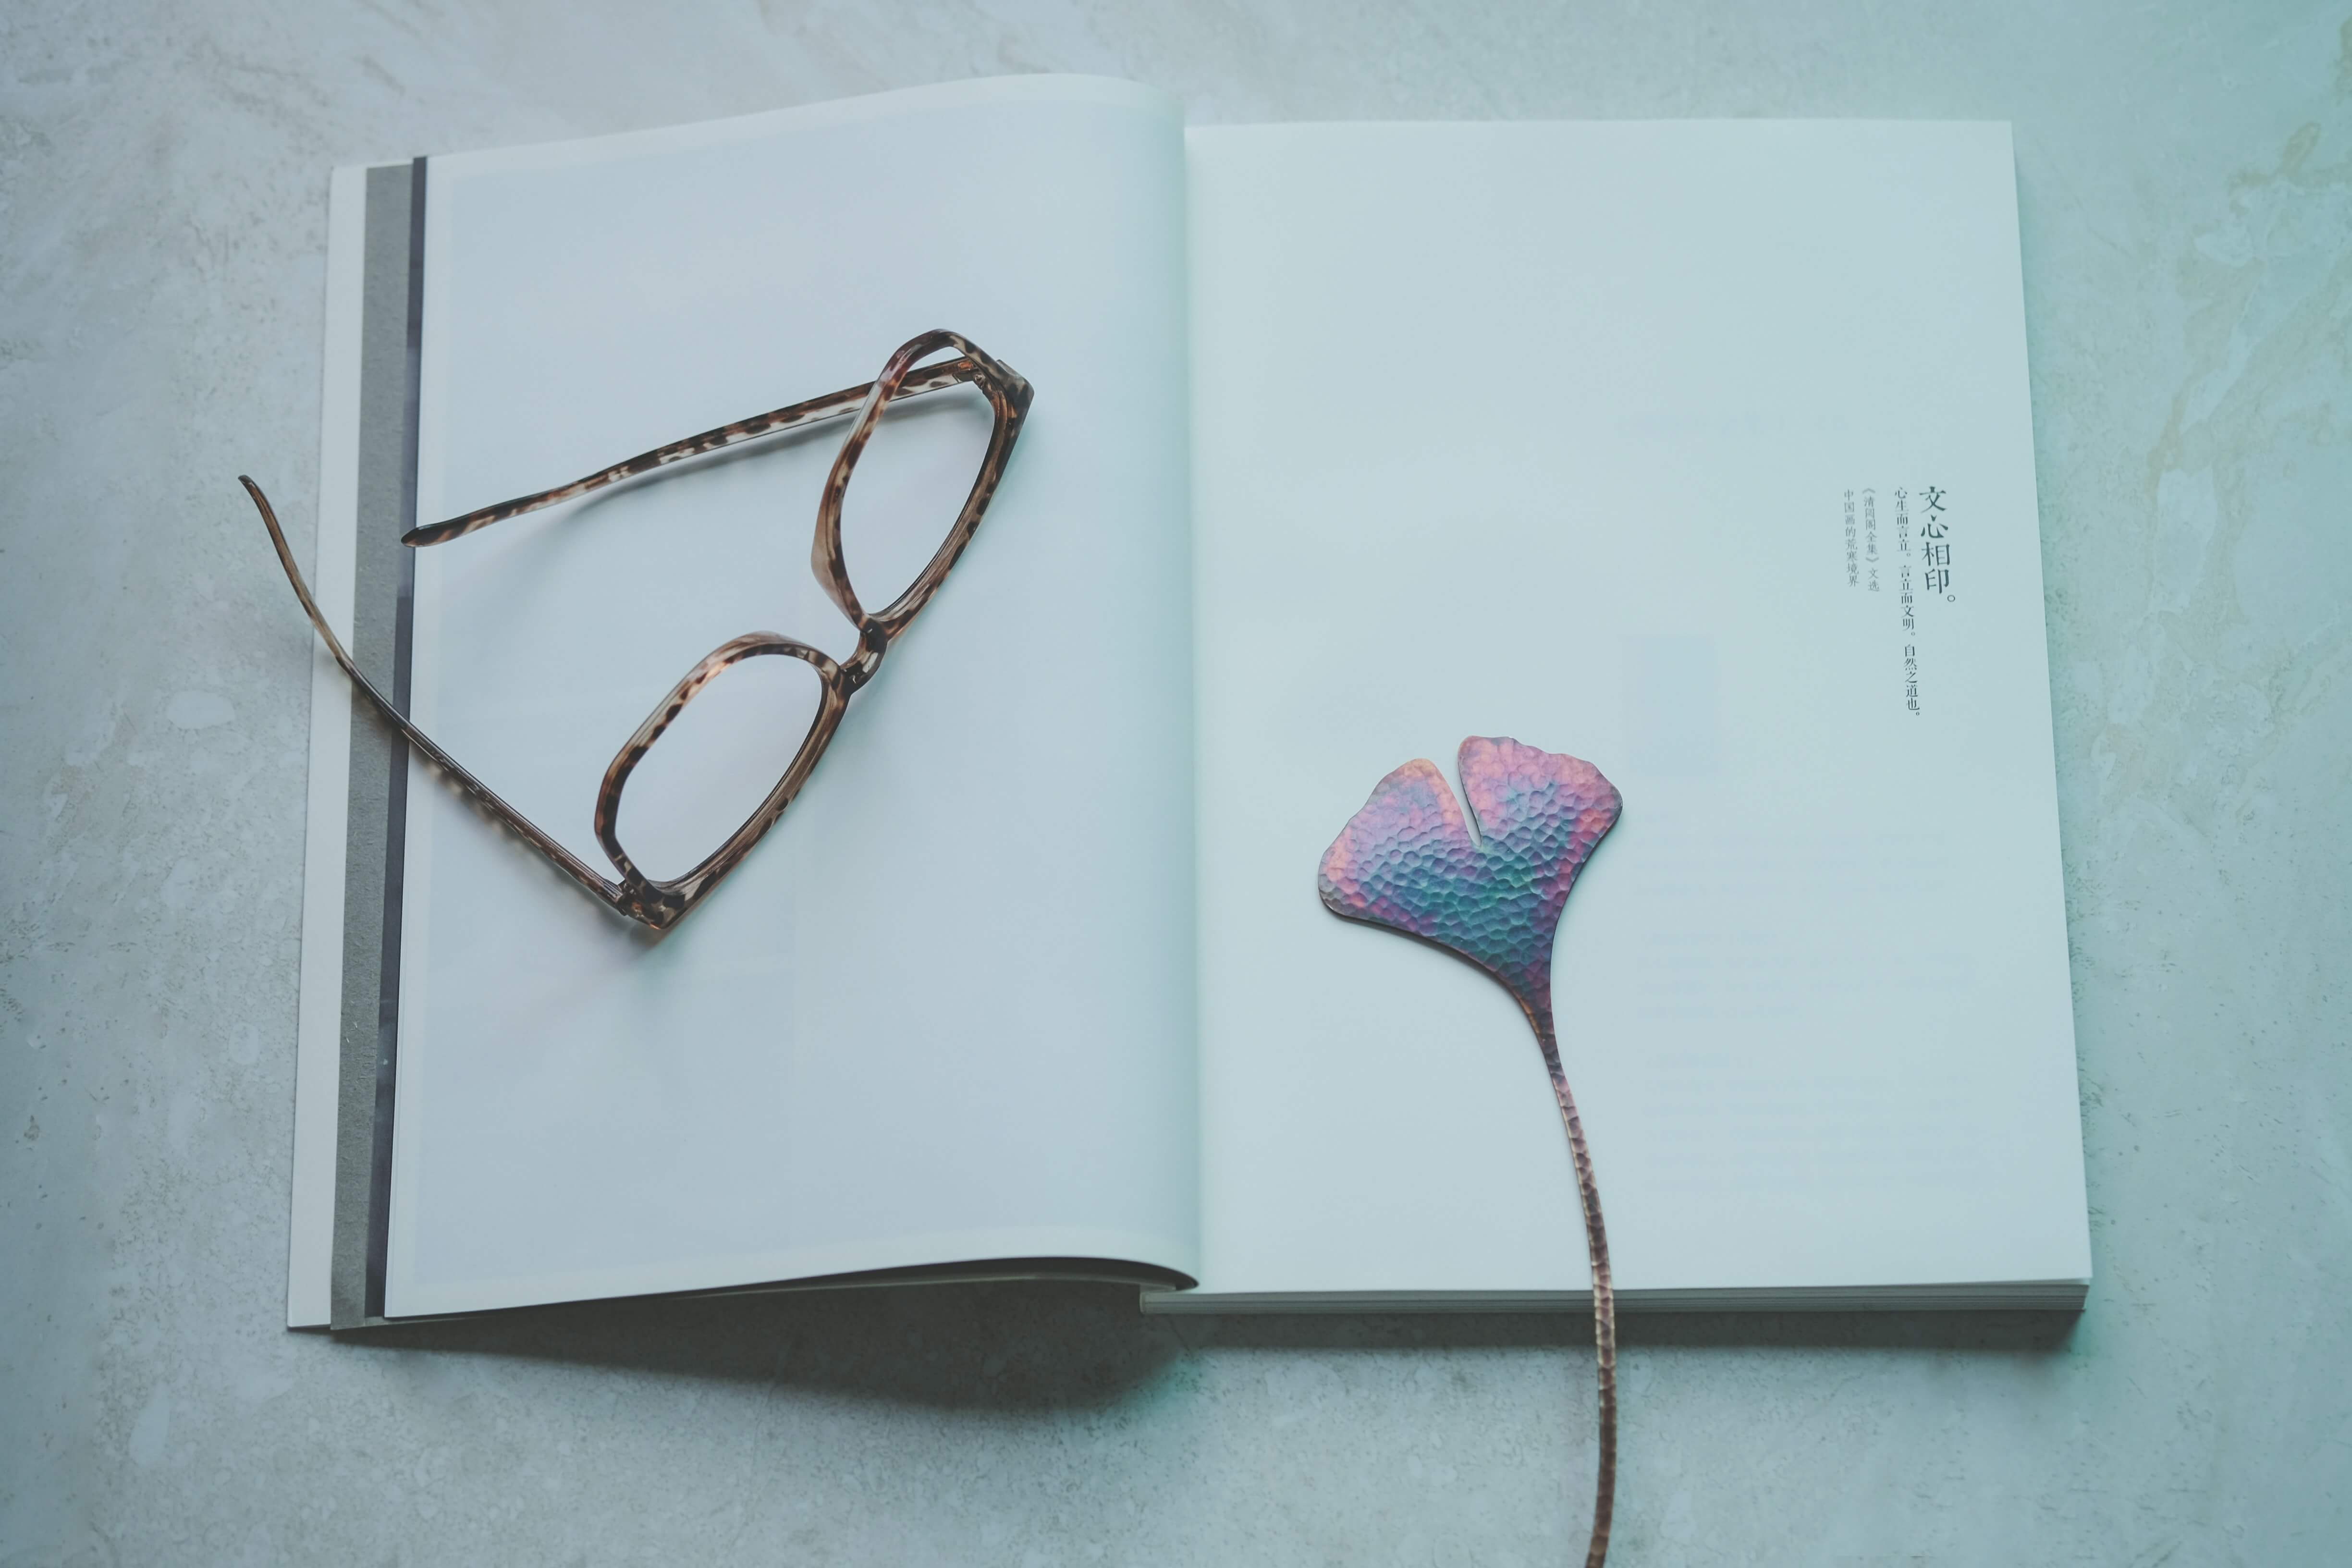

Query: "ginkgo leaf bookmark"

xmin=1319 ymin=735 xmax=1624 ymax=1568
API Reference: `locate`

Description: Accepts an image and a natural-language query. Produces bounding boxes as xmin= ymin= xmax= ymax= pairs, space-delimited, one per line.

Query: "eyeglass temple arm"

xmin=240 ymin=476 xmax=625 ymax=912
xmin=401 ymin=356 xmax=987 ymax=549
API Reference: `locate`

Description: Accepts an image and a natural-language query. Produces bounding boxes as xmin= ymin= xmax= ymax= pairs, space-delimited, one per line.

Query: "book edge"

xmin=382 ymin=1223 xmax=1200 ymax=1320
xmin=285 ymin=163 xmax=369 ymax=1330
xmin=1138 ymin=1280 xmax=2091 ymax=1315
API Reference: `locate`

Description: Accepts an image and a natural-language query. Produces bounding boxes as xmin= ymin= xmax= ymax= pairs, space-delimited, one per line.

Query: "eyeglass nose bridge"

xmin=837 ymin=619 xmax=893 ymax=698
xmin=593 ymin=632 xmax=850 ymax=928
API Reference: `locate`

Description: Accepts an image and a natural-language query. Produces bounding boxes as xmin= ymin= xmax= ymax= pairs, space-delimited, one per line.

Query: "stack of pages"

xmin=282 ymin=76 xmax=2089 ymax=1328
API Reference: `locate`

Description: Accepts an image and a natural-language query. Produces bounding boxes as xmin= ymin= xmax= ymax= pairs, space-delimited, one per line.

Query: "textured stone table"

xmin=4 ymin=2 xmax=2348 ymax=1563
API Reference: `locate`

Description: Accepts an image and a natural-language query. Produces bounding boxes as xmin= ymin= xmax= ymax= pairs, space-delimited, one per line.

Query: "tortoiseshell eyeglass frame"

xmin=242 ymin=328 xmax=1034 ymax=931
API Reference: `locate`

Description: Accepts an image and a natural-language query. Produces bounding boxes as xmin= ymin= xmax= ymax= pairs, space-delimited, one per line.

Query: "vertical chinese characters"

xmin=1920 ymin=485 xmax=1953 ymax=600
xmin=1862 ymin=488 xmax=1880 ymax=592
xmin=1895 ymin=487 xmax=1916 ymax=633
xmin=1895 ymin=488 xmax=1918 ymax=714
xmin=1842 ymin=489 xmax=1859 ymax=586
xmin=1838 ymin=482 xmax=1949 ymax=717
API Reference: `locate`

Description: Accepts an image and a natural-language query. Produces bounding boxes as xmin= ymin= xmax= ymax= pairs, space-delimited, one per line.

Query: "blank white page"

xmin=1187 ymin=122 xmax=2089 ymax=1299
xmin=390 ymin=79 xmax=1197 ymax=1316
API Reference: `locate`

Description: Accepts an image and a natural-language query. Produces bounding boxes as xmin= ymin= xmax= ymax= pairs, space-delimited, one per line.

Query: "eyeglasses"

xmin=243 ymin=329 xmax=1034 ymax=930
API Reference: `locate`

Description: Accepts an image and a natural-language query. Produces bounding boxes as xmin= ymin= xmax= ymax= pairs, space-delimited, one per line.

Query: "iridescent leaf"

xmin=1318 ymin=735 xmax=1621 ymax=1029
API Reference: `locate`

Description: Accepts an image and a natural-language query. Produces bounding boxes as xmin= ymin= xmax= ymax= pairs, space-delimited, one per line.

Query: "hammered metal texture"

xmin=1318 ymin=736 xmax=1620 ymax=1026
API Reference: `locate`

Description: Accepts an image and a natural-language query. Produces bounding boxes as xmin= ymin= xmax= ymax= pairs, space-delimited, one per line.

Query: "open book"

xmin=282 ymin=76 xmax=2089 ymax=1328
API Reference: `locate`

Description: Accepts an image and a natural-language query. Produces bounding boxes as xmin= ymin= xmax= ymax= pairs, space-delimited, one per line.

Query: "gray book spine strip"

xmin=330 ymin=159 xmax=424 ymax=1331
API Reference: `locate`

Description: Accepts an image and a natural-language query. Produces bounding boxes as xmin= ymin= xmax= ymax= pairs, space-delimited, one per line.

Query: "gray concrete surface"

xmin=3 ymin=2 xmax=2348 ymax=1562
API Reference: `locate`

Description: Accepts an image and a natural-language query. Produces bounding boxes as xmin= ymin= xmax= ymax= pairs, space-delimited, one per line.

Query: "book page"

xmin=387 ymin=79 xmax=1197 ymax=1316
xmin=1187 ymin=122 xmax=2089 ymax=1300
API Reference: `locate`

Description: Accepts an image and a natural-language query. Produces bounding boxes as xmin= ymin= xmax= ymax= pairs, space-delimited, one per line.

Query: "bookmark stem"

xmin=1535 ymin=1011 xmax=1615 ymax=1568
